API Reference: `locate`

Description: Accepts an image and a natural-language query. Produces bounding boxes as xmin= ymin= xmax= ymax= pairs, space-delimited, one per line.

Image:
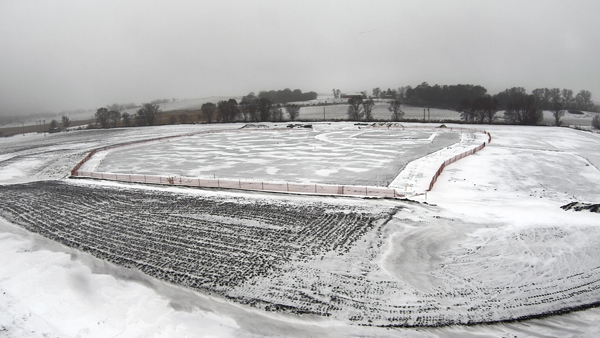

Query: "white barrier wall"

xmin=72 ymin=171 xmax=406 ymax=199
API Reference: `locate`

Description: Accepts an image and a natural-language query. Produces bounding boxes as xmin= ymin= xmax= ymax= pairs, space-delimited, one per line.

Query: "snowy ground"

xmin=0 ymin=124 xmax=241 ymax=185
xmin=1 ymin=122 xmax=600 ymax=337
xmin=89 ymin=124 xmax=463 ymax=187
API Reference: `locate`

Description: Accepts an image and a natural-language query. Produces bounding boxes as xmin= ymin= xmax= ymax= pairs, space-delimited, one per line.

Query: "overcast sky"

xmin=1 ymin=0 xmax=599 ymax=116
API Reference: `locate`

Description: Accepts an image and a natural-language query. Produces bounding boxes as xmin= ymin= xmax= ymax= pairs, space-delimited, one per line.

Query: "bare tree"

xmin=285 ymin=103 xmax=300 ymax=121
xmin=134 ymin=113 xmax=144 ymax=126
xmin=471 ymin=97 xmax=488 ymax=123
xmin=331 ymin=89 xmax=341 ymax=99
xmin=486 ymin=97 xmax=499 ymax=124
xmin=61 ymin=116 xmax=71 ymax=129
xmin=548 ymin=88 xmax=560 ymax=101
xmin=551 ymin=98 xmax=564 ymax=126
xmin=217 ymin=101 xmax=227 ymax=122
xmin=592 ymin=115 xmax=600 ymax=129
xmin=561 ymin=89 xmax=574 ymax=109
xmin=504 ymin=95 xmax=542 ymax=125
xmin=549 ymin=88 xmax=564 ymax=126
xmin=136 ymin=103 xmax=160 ymax=126
xmin=362 ymin=98 xmax=375 ymax=122
xmin=241 ymin=93 xmax=259 ymax=122
xmin=248 ymin=101 xmax=260 ymax=122
xmin=95 ymin=107 xmax=110 ymax=128
xmin=372 ymin=88 xmax=381 ymax=98
xmin=347 ymin=97 xmax=363 ymax=121
xmin=532 ymin=88 xmax=551 ymax=109
xmin=457 ymin=98 xmax=474 ymax=122
xmin=200 ymin=102 xmax=216 ymax=123
xmin=108 ymin=110 xmax=121 ymax=128
xmin=575 ymin=90 xmax=592 ymax=111
xmin=396 ymin=86 xmax=407 ymax=102
xmin=217 ymin=99 xmax=239 ymax=123
xmin=388 ymin=100 xmax=404 ymax=121
xmin=122 ymin=112 xmax=132 ymax=127
xmin=226 ymin=99 xmax=239 ymax=122
xmin=472 ymin=95 xmax=498 ymax=124
xmin=271 ymin=104 xmax=283 ymax=122
xmin=238 ymin=101 xmax=249 ymax=122
xmin=257 ymin=98 xmax=272 ymax=122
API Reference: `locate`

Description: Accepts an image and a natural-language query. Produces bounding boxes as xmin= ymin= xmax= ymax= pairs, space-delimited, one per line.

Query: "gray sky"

xmin=1 ymin=0 xmax=599 ymax=116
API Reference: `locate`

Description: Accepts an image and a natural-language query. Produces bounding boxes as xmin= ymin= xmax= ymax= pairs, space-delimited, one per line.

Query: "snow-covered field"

xmin=546 ymin=110 xmax=600 ymax=128
xmin=1 ymin=122 xmax=600 ymax=337
xmin=89 ymin=124 xmax=464 ymax=187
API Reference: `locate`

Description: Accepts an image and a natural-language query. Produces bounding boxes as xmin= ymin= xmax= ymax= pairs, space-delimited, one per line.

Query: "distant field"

xmin=299 ymin=103 xmax=461 ymax=122
xmin=541 ymin=110 xmax=600 ymax=126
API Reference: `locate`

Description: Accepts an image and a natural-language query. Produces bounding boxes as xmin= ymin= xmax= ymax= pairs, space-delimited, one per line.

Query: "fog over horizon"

xmin=1 ymin=0 xmax=599 ymax=117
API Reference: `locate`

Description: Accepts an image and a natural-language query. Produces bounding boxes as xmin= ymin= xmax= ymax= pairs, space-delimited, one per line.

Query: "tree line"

xmin=92 ymin=94 xmax=307 ymax=129
xmin=402 ymin=83 xmax=488 ymax=109
xmin=372 ymin=82 xmax=594 ymax=113
xmin=254 ymin=88 xmax=317 ymax=104
xmin=344 ymin=97 xmax=405 ymax=123
xmin=88 ymin=85 xmax=596 ymax=130
xmin=48 ymin=116 xmax=72 ymax=130
xmin=365 ymin=82 xmax=594 ymax=126
xmin=197 ymin=89 xmax=313 ymax=124
xmin=94 ymin=103 xmax=161 ymax=128
xmin=200 ymin=96 xmax=300 ymax=124
xmin=459 ymin=86 xmax=593 ymax=126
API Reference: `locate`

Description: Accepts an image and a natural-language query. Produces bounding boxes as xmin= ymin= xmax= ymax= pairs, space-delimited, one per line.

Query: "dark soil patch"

xmin=561 ymin=202 xmax=600 ymax=213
